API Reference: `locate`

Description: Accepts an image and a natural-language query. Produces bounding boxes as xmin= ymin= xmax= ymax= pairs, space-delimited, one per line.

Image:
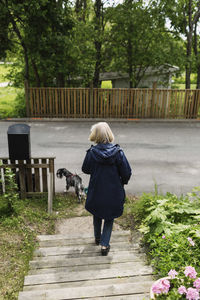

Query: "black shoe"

xmin=101 ymin=245 xmax=110 ymax=256
xmin=95 ymin=238 xmax=100 ymax=245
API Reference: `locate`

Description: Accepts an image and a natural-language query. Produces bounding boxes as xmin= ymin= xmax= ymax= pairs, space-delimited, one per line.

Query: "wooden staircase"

xmin=18 ymin=231 xmax=154 ymax=299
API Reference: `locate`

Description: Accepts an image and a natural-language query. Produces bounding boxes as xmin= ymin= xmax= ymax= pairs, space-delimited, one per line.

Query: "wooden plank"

xmin=26 ymin=159 xmax=33 ymax=192
xmin=38 ymin=237 xmax=130 ymax=248
xmin=24 ymin=265 xmax=152 ymax=286
xmin=80 ymin=89 xmax=83 ymax=117
xmin=166 ymin=90 xmax=171 ymax=118
xmin=29 ymin=88 xmax=33 ymax=117
xmin=55 ymin=89 xmax=58 ymax=117
xmin=141 ymin=90 xmax=145 ymax=118
xmin=10 ymin=159 xmax=16 ymax=174
xmin=30 ymin=252 xmax=145 ymax=269
xmin=118 ymin=89 xmax=121 ymax=117
xmin=85 ymin=295 xmax=150 ymax=300
xmin=86 ymin=88 xmax=89 ymax=117
xmin=18 ymin=160 xmax=26 ymax=199
xmin=155 ymin=90 xmax=159 ymax=118
xmin=41 ymin=159 xmax=48 ymax=192
xmin=24 ymin=275 xmax=153 ymax=292
xmin=49 ymin=88 xmax=52 ymax=117
xmin=42 ymin=88 xmax=45 ymax=116
xmin=34 ymin=159 xmax=41 ymax=192
xmin=19 ymin=281 xmax=153 ymax=300
xmin=37 ymin=231 xmax=130 ymax=241
xmin=67 ymin=89 xmax=70 ymax=117
xmin=34 ymin=242 xmax=140 ymax=257
xmin=173 ymin=90 xmax=177 ymax=117
xmin=29 ymin=261 xmax=148 ymax=275
xmin=61 ymin=89 xmax=64 ymax=117
xmin=0 ymin=164 xmax=49 ymax=169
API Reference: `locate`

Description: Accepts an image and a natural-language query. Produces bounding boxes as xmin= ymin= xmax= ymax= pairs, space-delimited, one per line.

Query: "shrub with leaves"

xmin=125 ymin=188 xmax=200 ymax=284
xmin=0 ymin=168 xmax=19 ymax=214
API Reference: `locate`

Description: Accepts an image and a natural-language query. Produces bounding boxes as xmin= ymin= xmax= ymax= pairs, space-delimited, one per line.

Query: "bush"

xmin=0 ymin=168 xmax=19 ymax=215
xmin=124 ymin=188 xmax=200 ymax=280
xmin=13 ymin=90 xmax=26 ymax=117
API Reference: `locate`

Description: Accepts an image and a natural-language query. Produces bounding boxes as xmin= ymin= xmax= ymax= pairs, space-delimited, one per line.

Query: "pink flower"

xmin=168 ymin=269 xmax=178 ymax=279
xmin=184 ymin=266 xmax=197 ymax=279
xmin=188 ymin=237 xmax=195 ymax=246
xmin=152 ymin=278 xmax=170 ymax=295
xmin=162 ymin=235 xmax=166 ymax=239
xmin=194 ymin=279 xmax=200 ymax=290
xmin=178 ymin=285 xmax=187 ymax=295
xmin=186 ymin=287 xmax=200 ymax=300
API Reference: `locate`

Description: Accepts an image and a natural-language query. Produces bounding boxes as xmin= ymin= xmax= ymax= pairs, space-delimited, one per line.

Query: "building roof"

xmin=99 ymin=65 xmax=179 ymax=81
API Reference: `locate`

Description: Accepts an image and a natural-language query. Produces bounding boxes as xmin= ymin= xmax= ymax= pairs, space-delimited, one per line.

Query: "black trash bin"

xmin=7 ymin=124 xmax=31 ymax=160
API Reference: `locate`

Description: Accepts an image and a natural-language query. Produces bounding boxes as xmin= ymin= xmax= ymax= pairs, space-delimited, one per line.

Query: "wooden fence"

xmin=0 ymin=157 xmax=55 ymax=214
xmin=27 ymin=87 xmax=200 ymax=119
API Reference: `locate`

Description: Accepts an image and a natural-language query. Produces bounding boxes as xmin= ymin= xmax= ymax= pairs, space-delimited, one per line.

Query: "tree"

xmin=106 ymin=0 xmax=183 ymax=87
xmin=160 ymin=0 xmax=200 ymax=88
xmin=0 ymin=0 xmax=75 ymax=87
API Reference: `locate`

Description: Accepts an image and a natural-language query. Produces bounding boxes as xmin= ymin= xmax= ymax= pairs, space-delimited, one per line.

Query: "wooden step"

xmin=37 ymin=231 xmax=131 ymax=242
xmin=19 ymin=281 xmax=153 ymax=300
xmin=38 ymin=235 xmax=131 ymax=247
xmin=33 ymin=242 xmax=140 ymax=257
xmin=29 ymin=261 xmax=150 ymax=275
xmin=24 ymin=275 xmax=154 ymax=291
xmin=24 ymin=264 xmax=153 ymax=286
xmin=84 ymin=295 xmax=150 ymax=300
xmin=19 ymin=229 xmax=153 ymax=299
xmin=30 ymin=251 xmax=146 ymax=269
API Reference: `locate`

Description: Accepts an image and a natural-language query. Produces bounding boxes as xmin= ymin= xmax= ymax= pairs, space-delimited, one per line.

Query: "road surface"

xmin=1 ymin=120 xmax=200 ymax=196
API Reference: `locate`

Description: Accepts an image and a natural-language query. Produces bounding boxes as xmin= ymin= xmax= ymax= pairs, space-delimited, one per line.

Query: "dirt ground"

xmin=55 ymin=215 xmax=122 ymax=235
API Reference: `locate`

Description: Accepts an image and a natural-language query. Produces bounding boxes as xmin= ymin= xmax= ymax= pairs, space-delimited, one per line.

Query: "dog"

xmin=56 ymin=168 xmax=85 ymax=203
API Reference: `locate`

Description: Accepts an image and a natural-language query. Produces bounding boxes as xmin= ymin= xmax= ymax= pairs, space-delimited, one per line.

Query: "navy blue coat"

xmin=82 ymin=143 xmax=132 ymax=220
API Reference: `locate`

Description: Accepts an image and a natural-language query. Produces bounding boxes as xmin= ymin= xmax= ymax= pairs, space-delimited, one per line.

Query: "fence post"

xmin=151 ymin=82 xmax=157 ymax=117
xmin=18 ymin=160 xmax=26 ymax=199
xmin=90 ymin=82 xmax=94 ymax=117
xmin=24 ymin=80 xmax=30 ymax=117
xmin=48 ymin=158 xmax=54 ymax=214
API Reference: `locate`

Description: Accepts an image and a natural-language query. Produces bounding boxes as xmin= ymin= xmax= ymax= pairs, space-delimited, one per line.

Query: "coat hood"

xmin=90 ymin=143 xmax=121 ymax=165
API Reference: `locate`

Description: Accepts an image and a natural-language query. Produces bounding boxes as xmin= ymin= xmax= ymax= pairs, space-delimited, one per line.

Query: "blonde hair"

xmin=89 ymin=122 xmax=114 ymax=144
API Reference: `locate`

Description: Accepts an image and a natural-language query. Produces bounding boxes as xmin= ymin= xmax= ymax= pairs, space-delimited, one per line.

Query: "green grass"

xmin=171 ymin=83 xmax=197 ymax=89
xmin=101 ymin=80 xmax=112 ymax=88
xmin=0 ymin=86 xmax=22 ymax=118
xmin=0 ymin=192 xmax=87 ymax=299
xmin=0 ymin=64 xmax=11 ymax=82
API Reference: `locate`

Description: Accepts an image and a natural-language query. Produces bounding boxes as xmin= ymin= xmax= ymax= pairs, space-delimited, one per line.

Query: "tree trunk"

xmin=93 ymin=41 xmax=101 ymax=88
xmin=127 ymin=39 xmax=133 ymax=88
xmin=93 ymin=0 xmax=103 ymax=88
xmin=185 ymin=0 xmax=193 ymax=89
xmin=31 ymin=59 xmax=41 ymax=87
xmin=57 ymin=73 xmax=65 ymax=87
xmin=8 ymin=11 xmax=30 ymax=84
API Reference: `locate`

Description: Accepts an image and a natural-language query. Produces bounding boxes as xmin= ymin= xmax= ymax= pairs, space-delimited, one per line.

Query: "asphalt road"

xmin=1 ymin=120 xmax=200 ymax=196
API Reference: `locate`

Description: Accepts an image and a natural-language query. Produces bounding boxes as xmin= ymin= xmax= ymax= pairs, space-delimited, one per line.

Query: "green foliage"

xmin=13 ymin=90 xmax=26 ymax=117
xmin=0 ymin=190 xmax=84 ymax=299
xmin=0 ymin=86 xmax=24 ymax=118
xmin=124 ymin=188 xmax=200 ymax=281
xmin=0 ymin=168 xmax=19 ymax=215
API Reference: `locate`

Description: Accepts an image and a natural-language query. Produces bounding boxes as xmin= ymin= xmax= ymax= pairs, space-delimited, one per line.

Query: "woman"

xmin=82 ymin=122 xmax=132 ymax=256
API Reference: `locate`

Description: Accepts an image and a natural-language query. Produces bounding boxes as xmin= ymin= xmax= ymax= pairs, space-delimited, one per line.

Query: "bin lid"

xmin=7 ymin=124 xmax=31 ymax=134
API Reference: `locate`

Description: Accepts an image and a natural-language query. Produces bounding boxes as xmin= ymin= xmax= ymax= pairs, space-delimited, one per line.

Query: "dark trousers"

xmin=93 ymin=215 xmax=114 ymax=247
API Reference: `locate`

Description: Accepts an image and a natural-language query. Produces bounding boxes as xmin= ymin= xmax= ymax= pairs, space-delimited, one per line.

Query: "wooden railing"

xmin=27 ymin=87 xmax=200 ymax=119
xmin=0 ymin=157 xmax=55 ymax=214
